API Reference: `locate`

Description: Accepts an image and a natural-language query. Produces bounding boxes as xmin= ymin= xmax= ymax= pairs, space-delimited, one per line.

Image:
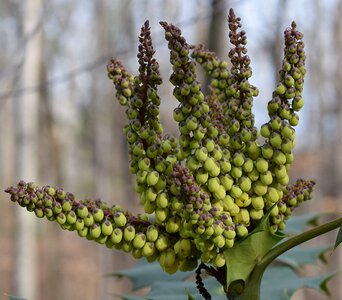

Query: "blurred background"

xmin=0 ymin=0 xmax=341 ymax=299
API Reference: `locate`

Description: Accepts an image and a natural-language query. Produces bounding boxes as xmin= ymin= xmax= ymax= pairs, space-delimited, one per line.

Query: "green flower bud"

xmin=142 ymin=242 xmax=156 ymax=257
xmin=143 ymin=200 xmax=156 ymax=214
xmin=270 ymin=205 xmax=279 ymax=217
xmin=289 ymin=113 xmax=299 ymax=126
xmin=195 ymin=168 xmax=209 ymax=185
xmin=232 ymin=153 xmax=245 ymax=167
xmin=145 ymin=187 xmax=157 ymax=202
xmin=240 ymin=159 xmax=252 ymax=174
xmin=155 ymin=234 xmax=169 ymax=251
xmin=231 ymin=166 xmax=243 ymax=179
xmin=204 ymin=139 xmax=215 ymax=152
xmin=261 ymin=143 xmax=274 ymax=160
xmin=62 ymin=200 xmax=72 ymax=212
xmin=213 ymin=235 xmax=225 ymax=249
xmin=124 ymin=225 xmax=136 ymax=242
xmin=220 ymin=160 xmax=231 ymax=173
xmin=90 ymin=224 xmax=101 ymax=239
xmin=246 ymin=141 xmax=261 ymax=159
xmin=133 ymin=232 xmax=147 ymax=249
xmin=278 ymin=174 xmax=289 ymax=185
xmin=274 ymin=165 xmax=287 ymax=179
xmin=57 ymin=212 xmax=66 ymax=225
xmin=114 ymin=212 xmax=127 ymax=227
xmin=138 ymin=158 xmax=150 ymax=171
xmin=66 ymin=211 xmax=77 ymax=224
xmin=75 ymin=218 xmax=84 ymax=231
xmin=281 ymin=139 xmax=293 ymax=153
xmin=195 ymin=147 xmax=208 ymax=162
xmin=273 ymin=150 xmax=286 ymax=165
xmin=284 ymin=75 xmax=295 ymax=87
xmin=236 ymin=192 xmax=251 ymax=207
xmin=156 ymin=193 xmax=168 ymax=209
xmin=96 ymin=234 xmax=108 ymax=244
xmin=247 ymin=168 xmax=259 ymax=182
xmin=256 ymin=158 xmax=268 ymax=173
xmin=260 ymin=171 xmax=273 ymax=186
xmin=155 ymin=208 xmax=168 ymax=222
xmin=225 ymin=238 xmax=235 ymax=248
xmin=204 ymin=226 xmax=214 ymax=237
xmin=265 ymin=187 xmax=280 ymax=204
xmin=187 ymin=156 xmax=200 ymax=171
xmin=77 ymin=204 xmax=88 ymax=219
xmin=234 ymin=209 xmax=250 ymax=224
xmin=77 ymin=227 xmax=88 ymax=237
xmin=260 ymin=123 xmax=271 ymax=138
xmin=52 ymin=202 xmax=62 ymax=215
xmin=208 ymin=178 xmax=220 ymax=193
xmin=82 ymin=212 xmax=94 ymax=227
xmin=239 ymin=177 xmax=252 ymax=192
xmin=186 ymin=116 xmax=198 ymax=131
xmin=166 ymin=217 xmax=180 ymax=233
xmin=270 ymin=116 xmax=282 ymax=130
xmin=251 ymin=196 xmax=264 ymax=210
xmin=146 ymin=171 xmax=160 ymax=186
xmin=34 ymin=208 xmax=44 ymax=218
xmin=101 ymin=220 xmax=113 ymax=236
xmin=92 ymin=208 xmax=104 ymax=222
xmin=213 ymin=185 xmax=226 ymax=200
xmin=174 ymin=238 xmax=192 ymax=259
xmin=250 ymin=209 xmax=264 ymax=220
xmin=276 ymin=83 xmax=286 ymax=95
xmin=236 ymin=224 xmax=249 ymax=237
xmin=253 ymin=181 xmax=268 ymax=196
xmin=270 ymin=132 xmax=282 ymax=148
xmin=219 ymin=175 xmax=232 ymax=191
xmin=146 ymin=225 xmax=159 ymax=242
xmin=110 ymin=228 xmax=123 ymax=244
xmin=173 ymin=108 xmax=185 ymax=122
xmin=230 ymin=185 xmax=242 ymax=199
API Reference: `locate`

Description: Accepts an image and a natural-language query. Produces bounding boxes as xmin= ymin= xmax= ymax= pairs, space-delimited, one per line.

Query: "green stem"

xmin=236 ymin=216 xmax=342 ymax=300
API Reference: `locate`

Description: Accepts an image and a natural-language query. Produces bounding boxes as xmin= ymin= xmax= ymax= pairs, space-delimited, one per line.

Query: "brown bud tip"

xmin=229 ymin=8 xmax=236 ymax=18
xmin=291 ymin=21 xmax=296 ymax=29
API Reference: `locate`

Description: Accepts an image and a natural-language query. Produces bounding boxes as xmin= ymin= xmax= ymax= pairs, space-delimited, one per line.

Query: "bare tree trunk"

xmin=13 ymin=0 xmax=43 ymax=298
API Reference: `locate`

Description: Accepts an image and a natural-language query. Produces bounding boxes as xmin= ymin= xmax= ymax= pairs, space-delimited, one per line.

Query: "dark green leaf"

xmin=277 ymin=245 xmax=332 ymax=269
xmin=284 ymin=213 xmax=321 ymax=235
xmin=6 ymin=296 xmax=27 ymax=300
xmin=334 ymin=224 xmax=342 ymax=249
xmin=261 ymin=266 xmax=335 ymax=300
xmin=107 ymin=259 xmax=191 ymax=291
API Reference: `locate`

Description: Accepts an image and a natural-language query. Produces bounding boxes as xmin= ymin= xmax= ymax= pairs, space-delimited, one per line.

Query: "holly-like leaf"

xmin=276 ymin=245 xmax=332 ymax=269
xmin=334 ymin=224 xmax=342 ymax=249
xmin=261 ymin=266 xmax=335 ymax=300
xmin=284 ymin=213 xmax=322 ymax=235
xmin=107 ymin=259 xmax=191 ymax=291
xmin=5 ymin=295 xmax=27 ymax=300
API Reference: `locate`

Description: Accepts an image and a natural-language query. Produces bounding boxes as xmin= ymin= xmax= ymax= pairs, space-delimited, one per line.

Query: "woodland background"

xmin=0 ymin=0 xmax=341 ymax=299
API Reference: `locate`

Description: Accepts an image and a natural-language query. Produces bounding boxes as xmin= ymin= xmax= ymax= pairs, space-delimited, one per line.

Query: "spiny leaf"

xmin=284 ymin=212 xmax=322 ymax=235
xmin=6 ymin=296 xmax=27 ymax=300
xmin=261 ymin=266 xmax=335 ymax=300
xmin=334 ymin=224 xmax=342 ymax=249
xmin=276 ymin=245 xmax=332 ymax=269
xmin=106 ymin=259 xmax=192 ymax=291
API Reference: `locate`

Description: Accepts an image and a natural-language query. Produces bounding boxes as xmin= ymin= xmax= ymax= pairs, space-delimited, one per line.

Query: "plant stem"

xmin=235 ymin=216 xmax=342 ymax=300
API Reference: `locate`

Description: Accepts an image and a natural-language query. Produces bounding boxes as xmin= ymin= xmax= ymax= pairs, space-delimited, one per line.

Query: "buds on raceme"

xmin=6 ymin=9 xmax=314 ymax=276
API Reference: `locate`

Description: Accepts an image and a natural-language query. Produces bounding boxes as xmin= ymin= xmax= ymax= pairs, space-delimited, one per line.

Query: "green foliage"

xmin=334 ymin=224 xmax=342 ymax=249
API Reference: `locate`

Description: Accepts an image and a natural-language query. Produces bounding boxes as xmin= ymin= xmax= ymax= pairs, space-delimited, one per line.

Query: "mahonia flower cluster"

xmin=6 ymin=9 xmax=315 ymax=274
